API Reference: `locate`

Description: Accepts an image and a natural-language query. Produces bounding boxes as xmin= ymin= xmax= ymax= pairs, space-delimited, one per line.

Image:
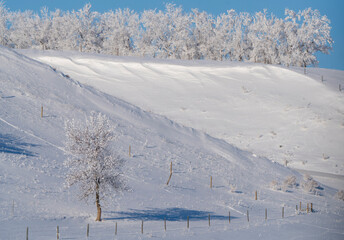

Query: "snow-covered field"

xmin=0 ymin=46 xmax=343 ymax=239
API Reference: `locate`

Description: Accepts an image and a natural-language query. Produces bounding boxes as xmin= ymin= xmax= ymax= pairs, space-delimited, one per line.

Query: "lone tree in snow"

xmin=64 ymin=112 xmax=124 ymax=221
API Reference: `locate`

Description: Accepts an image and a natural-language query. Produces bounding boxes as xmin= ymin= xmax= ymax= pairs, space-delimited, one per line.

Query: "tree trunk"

xmin=95 ymin=182 xmax=102 ymax=221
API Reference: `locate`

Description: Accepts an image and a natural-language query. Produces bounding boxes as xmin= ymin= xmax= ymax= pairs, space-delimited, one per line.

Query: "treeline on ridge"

xmin=0 ymin=3 xmax=333 ymax=67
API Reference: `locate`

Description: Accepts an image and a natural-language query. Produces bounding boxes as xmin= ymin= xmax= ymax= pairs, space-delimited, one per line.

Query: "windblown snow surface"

xmin=0 ymin=46 xmax=343 ymax=239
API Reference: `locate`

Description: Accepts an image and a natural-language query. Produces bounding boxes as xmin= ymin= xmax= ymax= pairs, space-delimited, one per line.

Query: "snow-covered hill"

xmin=0 ymin=46 xmax=343 ymax=239
xmin=22 ymin=49 xmax=344 ymax=187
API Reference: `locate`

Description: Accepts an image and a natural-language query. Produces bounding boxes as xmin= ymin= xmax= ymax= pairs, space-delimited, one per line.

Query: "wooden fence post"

xmin=282 ymin=207 xmax=284 ymax=218
xmin=229 ymin=211 xmax=230 ymax=224
xmin=57 ymin=226 xmax=59 ymax=240
xmin=208 ymin=214 xmax=211 ymax=227
xmin=115 ymin=222 xmax=117 ymax=235
xmin=210 ymin=176 xmax=212 ymax=189
xmin=166 ymin=162 xmax=173 ymax=185
xmin=307 ymin=203 xmax=309 ymax=213
xmin=255 ymin=190 xmax=257 ymax=200
xmin=300 ymin=201 xmax=302 ymax=211
xmin=87 ymin=224 xmax=89 ymax=238
xmin=311 ymin=203 xmax=313 ymax=212
xmin=247 ymin=210 xmax=249 ymax=222
xmin=265 ymin=208 xmax=267 ymax=221
xmin=129 ymin=145 xmax=131 ymax=157
xmin=321 ymin=75 xmax=324 ymax=82
xmin=164 ymin=218 xmax=166 ymax=231
xmin=41 ymin=106 xmax=43 ymax=118
xmin=187 ymin=216 xmax=189 ymax=229
xmin=26 ymin=227 xmax=29 ymax=240
xmin=141 ymin=220 xmax=143 ymax=234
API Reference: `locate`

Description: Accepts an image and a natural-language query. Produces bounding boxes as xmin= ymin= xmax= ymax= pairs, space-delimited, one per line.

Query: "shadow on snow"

xmin=104 ymin=207 xmax=235 ymax=221
xmin=0 ymin=133 xmax=38 ymax=156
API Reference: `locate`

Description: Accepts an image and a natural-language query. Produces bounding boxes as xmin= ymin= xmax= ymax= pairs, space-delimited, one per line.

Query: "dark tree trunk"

xmin=95 ymin=182 xmax=102 ymax=221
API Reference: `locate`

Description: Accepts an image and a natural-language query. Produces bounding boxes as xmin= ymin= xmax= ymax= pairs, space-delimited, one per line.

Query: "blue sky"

xmin=3 ymin=0 xmax=344 ymax=70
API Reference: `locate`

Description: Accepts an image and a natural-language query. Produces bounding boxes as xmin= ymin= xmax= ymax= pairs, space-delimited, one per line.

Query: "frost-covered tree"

xmin=138 ymin=4 xmax=180 ymax=59
xmin=49 ymin=9 xmax=78 ymax=51
xmin=248 ymin=10 xmax=285 ymax=64
xmin=229 ymin=11 xmax=251 ymax=62
xmin=9 ymin=10 xmax=37 ymax=49
xmin=0 ymin=1 xmax=9 ymax=46
xmin=282 ymin=8 xmax=333 ymax=67
xmin=33 ymin=7 xmax=52 ymax=50
xmin=73 ymin=4 xmax=101 ymax=52
xmin=100 ymin=8 xmax=139 ymax=56
xmin=191 ymin=9 xmax=216 ymax=60
xmin=137 ymin=8 xmax=164 ymax=57
xmin=64 ymin=112 xmax=124 ymax=221
xmin=213 ymin=10 xmax=236 ymax=61
xmin=297 ymin=8 xmax=333 ymax=67
xmin=157 ymin=4 xmax=192 ymax=60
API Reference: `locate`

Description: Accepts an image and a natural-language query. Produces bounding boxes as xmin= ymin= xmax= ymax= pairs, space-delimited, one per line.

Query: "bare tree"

xmin=64 ymin=112 xmax=124 ymax=221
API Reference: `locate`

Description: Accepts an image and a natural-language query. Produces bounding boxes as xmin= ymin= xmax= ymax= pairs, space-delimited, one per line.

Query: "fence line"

xmin=18 ymin=203 xmax=314 ymax=239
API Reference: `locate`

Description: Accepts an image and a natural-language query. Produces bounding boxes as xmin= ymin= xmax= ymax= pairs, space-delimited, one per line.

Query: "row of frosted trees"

xmin=0 ymin=3 xmax=333 ymax=67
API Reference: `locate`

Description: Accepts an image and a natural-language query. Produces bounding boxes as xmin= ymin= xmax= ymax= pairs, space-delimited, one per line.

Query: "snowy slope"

xmin=22 ymin=50 xmax=344 ymax=187
xmin=0 ymin=46 xmax=343 ymax=239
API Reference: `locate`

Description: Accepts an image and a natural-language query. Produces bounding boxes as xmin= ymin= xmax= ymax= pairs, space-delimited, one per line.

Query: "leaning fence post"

xmin=265 ymin=208 xmax=267 ymax=221
xmin=87 ymin=224 xmax=89 ymax=238
xmin=166 ymin=162 xmax=173 ymax=185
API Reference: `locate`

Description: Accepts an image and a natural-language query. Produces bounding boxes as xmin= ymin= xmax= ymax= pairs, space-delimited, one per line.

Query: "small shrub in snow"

xmin=302 ymin=174 xmax=321 ymax=195
xmin=303 ymin=174 xmax=312 ymax=181
xmin=282 ymin=175 xmax=298 ymax=191
xmin=335 ymin=190 xmax=344 ymax=201
xmin=270 ymin=180 xmax=281 ymax=191
xmin=229 ymin=184 xmax=237 ymax=193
